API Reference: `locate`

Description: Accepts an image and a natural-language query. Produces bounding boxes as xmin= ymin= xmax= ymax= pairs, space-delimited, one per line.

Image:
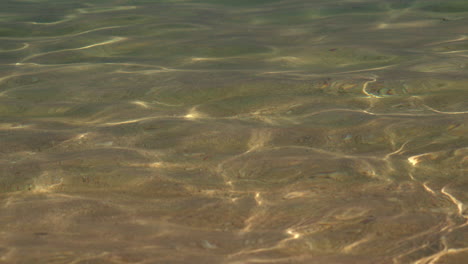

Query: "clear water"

xmin=0 ymin=0 xmax=467 ymax=263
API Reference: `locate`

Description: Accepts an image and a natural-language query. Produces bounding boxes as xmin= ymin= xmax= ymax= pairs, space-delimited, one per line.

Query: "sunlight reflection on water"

xmin=0 ymin=0 xmax=467 ymax=263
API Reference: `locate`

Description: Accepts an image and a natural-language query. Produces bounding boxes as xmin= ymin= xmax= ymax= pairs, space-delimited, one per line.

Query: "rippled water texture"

xmin=1 ymin=0 xmax=468 ymax=263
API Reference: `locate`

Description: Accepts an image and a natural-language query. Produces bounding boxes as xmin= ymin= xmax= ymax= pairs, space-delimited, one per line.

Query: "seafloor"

xmin=0 ymin=0 xmax=467 ymax=263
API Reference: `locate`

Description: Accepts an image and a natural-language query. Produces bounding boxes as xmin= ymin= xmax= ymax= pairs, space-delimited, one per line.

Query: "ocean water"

xmin=0 ymin=0 xmax=467 ymax=263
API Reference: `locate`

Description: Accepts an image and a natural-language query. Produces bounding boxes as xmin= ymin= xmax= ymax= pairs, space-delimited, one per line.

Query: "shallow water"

xmin=0 ymin=0 xmax=467 ymax=263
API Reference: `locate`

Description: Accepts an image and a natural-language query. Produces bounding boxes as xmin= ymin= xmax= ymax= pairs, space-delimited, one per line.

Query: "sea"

xmin=0 ymin=0 xmax=467 ymax=263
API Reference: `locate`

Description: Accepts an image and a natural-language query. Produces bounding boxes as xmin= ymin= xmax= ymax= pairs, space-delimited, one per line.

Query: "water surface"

xmin=1 ymin=0 xmax=467 ymax=263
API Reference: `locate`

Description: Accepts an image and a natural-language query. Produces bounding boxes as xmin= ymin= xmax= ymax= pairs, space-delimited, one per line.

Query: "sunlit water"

xmin=0 ymin=0 xmax=467 ymax=263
